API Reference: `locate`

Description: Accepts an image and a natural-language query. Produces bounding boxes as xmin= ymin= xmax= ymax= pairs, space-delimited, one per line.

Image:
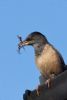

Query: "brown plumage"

xmin=35 ymin=43 xmax=65 ymax=78
xmin=18 ymin=32 xmax=66 ymax=95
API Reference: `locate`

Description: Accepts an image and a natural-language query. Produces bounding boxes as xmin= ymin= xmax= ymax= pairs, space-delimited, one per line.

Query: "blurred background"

xmin=0 ymin=0 xmax=67 ymax=100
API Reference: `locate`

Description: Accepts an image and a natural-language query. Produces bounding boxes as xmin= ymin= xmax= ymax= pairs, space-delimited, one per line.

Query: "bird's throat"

xmin=33 ymin=44 xmax=45 ymax=56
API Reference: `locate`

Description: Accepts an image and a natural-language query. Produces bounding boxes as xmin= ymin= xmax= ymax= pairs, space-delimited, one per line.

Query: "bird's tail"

xmin=64 ymin=65 xmax=67 ymax=70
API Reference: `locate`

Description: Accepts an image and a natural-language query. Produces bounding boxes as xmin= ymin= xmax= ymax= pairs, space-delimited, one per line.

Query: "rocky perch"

xmin=23 ymin=70 xmax=67 ymax=100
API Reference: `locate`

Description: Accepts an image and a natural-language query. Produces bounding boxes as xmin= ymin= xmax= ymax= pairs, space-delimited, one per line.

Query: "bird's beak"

xmin=18 ymin=40 xmax=30 ymax=47
xmin=19 ymin=38 xmax=34 ymax=47
xmin=17 ymin=34 xmax=34 ymax=52
xmin=18 ymin=40 xmax=31 ymax=53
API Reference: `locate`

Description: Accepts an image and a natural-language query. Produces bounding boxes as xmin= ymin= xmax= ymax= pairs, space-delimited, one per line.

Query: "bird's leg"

xmin=36 ymin=84 xmax=44 ymax=96
xmin=45 ymin=74 xmax=55 ymax=88
xmin=36 ymin=85 xmax=40 ymax=96
xmin=36 ymin=74 xmax=55 ymax=96
xmin=45 ymin=78 xmax=52 ymax=88
xmin=36 ymin=77 xmax=46 ymax=96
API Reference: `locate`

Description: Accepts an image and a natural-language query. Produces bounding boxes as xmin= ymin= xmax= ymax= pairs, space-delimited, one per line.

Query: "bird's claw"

xmin=36 ymin=85 xmax=44 ymax=96
xmin=36 ymin=78 xmax=53 ymax=96
xmin=45 ymin=77 xmax=54 ymax=88
xmin=45 ymin=79 xmax=51 ymax=88
xmin=36 ymin=86 xmax=40 ymax=96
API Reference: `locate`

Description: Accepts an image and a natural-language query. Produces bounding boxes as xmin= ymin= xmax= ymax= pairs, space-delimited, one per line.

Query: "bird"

xmin=18 ymin=32 xmax=66 ymax=95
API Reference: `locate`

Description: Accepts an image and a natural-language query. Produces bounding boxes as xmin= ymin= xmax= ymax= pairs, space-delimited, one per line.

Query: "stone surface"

xmin=23 ymin=70 xmax=67 ymax=100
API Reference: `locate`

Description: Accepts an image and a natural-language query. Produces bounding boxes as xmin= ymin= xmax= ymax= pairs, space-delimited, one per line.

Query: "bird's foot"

xmin=36 ymin=80 xmax=51 ymax=96
xmin=36 ymin=78 xmax=53 ymax=96
xmin=45 ymin=74 xmax=55 ymax=88
xmin=36 ymin=84 xmax=45 ymax=96
xmin=45 ymin=78 xmax=52 ymax=88
xmin=36 ymin=75 xmax=55 ymax=96
xmin=36 ymin=85 xmax=43 ymax=96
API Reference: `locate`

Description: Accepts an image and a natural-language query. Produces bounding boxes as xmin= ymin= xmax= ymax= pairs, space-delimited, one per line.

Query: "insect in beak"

xmin=17 ymin=35 xmax=25 ymax=53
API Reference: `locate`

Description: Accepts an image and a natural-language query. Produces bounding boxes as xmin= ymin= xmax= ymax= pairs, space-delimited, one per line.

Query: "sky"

xmin=0 ymin=0 xmax=67 ymax=100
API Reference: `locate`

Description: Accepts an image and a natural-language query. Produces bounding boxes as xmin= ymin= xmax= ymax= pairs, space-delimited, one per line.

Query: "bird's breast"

xmin=35 ymin=44 xmax=63 ymax=77
xmin=35 ymin=52 xmax=50 ymax=76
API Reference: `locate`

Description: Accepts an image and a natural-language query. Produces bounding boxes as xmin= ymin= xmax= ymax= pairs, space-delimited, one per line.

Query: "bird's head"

xmin=18 ymin=32 xmax=48 ymax=53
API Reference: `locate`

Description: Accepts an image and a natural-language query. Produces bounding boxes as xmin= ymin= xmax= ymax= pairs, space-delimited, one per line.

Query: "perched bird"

xmin=18 ymin=32 xmax=66 ymax=95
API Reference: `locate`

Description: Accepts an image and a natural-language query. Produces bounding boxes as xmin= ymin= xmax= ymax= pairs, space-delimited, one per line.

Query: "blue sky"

xmin=0 ymin=0 xmax=67 ymax=100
